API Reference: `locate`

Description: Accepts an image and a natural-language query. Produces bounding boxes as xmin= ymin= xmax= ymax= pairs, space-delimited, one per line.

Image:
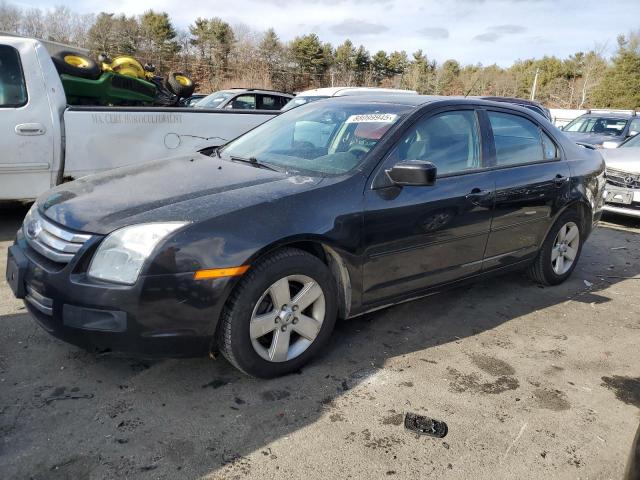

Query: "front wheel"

xmin=528 ymin=212 xmax=583 ymax=286
xmin=217 ymin=248 xmax=338 ymax=378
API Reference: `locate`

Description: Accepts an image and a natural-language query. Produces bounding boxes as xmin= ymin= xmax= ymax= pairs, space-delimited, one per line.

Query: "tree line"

xmin=1 ymin=1 xmax=639 ymax=109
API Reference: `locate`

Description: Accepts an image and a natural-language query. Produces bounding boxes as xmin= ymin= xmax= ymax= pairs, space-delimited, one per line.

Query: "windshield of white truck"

xmin=194 ymin=91 xmax=235 ymax=109
xmin=0 ymin=45 xmax=28 ymax=108
xmin=220 ymin=101 xmax=411 ymax=176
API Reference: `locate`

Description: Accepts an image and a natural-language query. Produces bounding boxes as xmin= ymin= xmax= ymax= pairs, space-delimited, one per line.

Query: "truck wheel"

xmin=217 ymin=248 xmax=338 ymax=378
xmin=528 ymin=211 xmax=583 ymax=286
xmin=52 ymin=51 xmax=101 ymax=80
xmin=166 ymin=72 xmax=195 ymax=98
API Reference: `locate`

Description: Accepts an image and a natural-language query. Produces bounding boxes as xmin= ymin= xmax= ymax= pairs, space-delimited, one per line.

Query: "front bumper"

xmin=603 ymin=184 xmax=640 ymax=218
xmin=6 ymin=231 xmax=230 ymax=357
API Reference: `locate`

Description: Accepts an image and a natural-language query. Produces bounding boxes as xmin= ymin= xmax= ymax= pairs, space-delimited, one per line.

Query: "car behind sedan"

xmin=601 ymin=133 xmax=640 ymax=217
xmin=6 ymin=96 xmax=605 ymax=378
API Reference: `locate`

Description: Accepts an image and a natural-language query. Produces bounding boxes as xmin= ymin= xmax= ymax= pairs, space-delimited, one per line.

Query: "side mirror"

xmin=559 ymin=125 xmax=565 ymax=131
xmin=629 ymin=130 xmax=639 ymax=137
xmin=386 ymin=160 xmax=437 ymax=187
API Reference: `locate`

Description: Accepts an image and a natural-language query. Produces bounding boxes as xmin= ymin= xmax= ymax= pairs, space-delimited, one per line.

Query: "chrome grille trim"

xmin=606 ymin=168 xmax=640 ymax=189
xmin=24 ymin=209 xmax=93 ymax=264
xmin=25 ymin=285 xmax=53 ymax=316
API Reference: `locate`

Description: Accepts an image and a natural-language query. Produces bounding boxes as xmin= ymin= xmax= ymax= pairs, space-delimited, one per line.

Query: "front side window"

xmin=0 ymin=45 xmax=27 ymax=108
xmin=488 ymin=111 xmax=556 ymax=166
xmin=386 ymin=110 xmax=481 ymax=175
xmin=220 ymin=101 xmax=410 ymax=175
xmin=229 ymin=94 xmax=256 ymax=110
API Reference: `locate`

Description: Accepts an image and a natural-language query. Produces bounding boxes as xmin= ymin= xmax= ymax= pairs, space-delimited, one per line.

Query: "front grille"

xmin=606 ymin=168 xmax=640 ymax=189
xmin=24 ymin=209 xmax=93 ymax=264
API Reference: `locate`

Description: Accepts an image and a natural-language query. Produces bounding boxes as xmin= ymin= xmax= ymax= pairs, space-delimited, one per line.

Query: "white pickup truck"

xmin=0 ymin=35 xmax=278 ymax=201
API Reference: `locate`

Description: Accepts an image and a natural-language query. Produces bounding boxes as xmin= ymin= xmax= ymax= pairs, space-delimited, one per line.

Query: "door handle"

xmin=15 ymin=123 xmax=46 ymax=136
xmin=465 ymin=188 xmax=492 ymax=200
xmin=553 ymin=174 xmax=569 ymax=186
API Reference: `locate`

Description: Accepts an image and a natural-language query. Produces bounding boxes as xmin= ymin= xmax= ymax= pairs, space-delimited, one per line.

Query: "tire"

xmin=165 ymin=72 xmax=195 ymax=98
xmin=528 ymin=211 xmax=583 ymax=286
xmin=51 ymin=51 xmax=101 ymax=80
xmin=217 ymin=248 xmax=338 ymax=378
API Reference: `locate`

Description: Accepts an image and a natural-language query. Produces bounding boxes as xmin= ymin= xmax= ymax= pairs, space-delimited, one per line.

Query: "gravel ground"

xmin=1 ymin=203 xmax=639 ymax=480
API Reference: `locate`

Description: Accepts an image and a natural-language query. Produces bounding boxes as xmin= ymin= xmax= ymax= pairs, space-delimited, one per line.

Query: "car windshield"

xmin=621 ymin=133 xmax=640 ymax=148
xmin=220 ymin=101 xmax=411 ymax=175
xmin=194 ymin=91 xmax=234 ymax=108
xmin=564 ymin=116 xmax=627 ymax=136
xmin=281 ymin=96 xmax=330 ymax=111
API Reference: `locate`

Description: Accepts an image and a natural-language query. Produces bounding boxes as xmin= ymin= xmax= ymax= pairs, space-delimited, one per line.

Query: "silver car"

xmin=601 ymin=133 xmax=640 ymax=218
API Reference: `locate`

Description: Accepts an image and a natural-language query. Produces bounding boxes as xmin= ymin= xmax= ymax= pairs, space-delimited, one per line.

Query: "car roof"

xmin=579 ymin=113 xmax=633 ymax=119
xmin=296 ymin=87 xmax=418 ymax=97
xmin=477 ymin=96 xmax=545 ymax=108
xmin=221 ymin=88 xmax=293 ymax=97
xmin=324 ymin=94 xmax=548 ymax=114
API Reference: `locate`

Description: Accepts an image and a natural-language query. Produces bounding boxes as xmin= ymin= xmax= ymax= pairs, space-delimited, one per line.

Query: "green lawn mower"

xmin=51 ymin=50 xmax=196 ymax=107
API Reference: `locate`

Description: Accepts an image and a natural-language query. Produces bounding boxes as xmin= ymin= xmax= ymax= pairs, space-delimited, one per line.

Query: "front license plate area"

xmin=6 ymin=246 xmax=28 ymax=299
xmin=606 ymin=188 xmax=634 ymax=205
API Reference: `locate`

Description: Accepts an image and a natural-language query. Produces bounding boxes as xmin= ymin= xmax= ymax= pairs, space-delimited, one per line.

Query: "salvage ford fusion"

xmin=6 ymin=96 xmax=606 ymax=378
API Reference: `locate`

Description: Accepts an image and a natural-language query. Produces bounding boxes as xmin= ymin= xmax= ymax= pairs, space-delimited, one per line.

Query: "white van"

xmin=282 ymin=87 xmax=418 ymax=111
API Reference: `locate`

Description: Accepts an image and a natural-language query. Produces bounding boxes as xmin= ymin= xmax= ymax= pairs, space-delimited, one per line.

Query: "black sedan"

xmin=6 ymin=96 xmax=606 ymax=378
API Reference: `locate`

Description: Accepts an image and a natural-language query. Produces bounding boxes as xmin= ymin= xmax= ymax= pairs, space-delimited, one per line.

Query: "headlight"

xmin=88 ymin=222 xmax=187 ymax=285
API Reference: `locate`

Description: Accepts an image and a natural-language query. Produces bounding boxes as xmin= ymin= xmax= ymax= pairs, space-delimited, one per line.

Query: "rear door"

xmin=362 ymin=107 xmax=495 ymax=304
xmin=481 ymin=109 xmax=570 ymax=270
xmin=0 ymin=42 xmax=55 ymax=199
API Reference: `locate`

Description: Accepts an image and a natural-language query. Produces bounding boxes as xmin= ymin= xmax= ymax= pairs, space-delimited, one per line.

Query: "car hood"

xmin=600 ymin=148 xmax=640 ymax=174
xmin=38 ymin=154 xmax=323 ymax=235
xmin=563 ymin=131 xmax=623 ymax=147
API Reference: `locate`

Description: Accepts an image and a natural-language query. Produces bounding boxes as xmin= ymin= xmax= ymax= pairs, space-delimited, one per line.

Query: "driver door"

xmin=362 ymin=108 xmax=495 ymax=305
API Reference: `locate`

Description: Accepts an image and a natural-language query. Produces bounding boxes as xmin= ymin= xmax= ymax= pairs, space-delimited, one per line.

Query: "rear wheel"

xmin=217 ymin=248 xmax=338 ymax=378
xmin=528 ymin=211 xmax=583 ymax=285
xmin=51 ymin=51 xmax=101 ymax=80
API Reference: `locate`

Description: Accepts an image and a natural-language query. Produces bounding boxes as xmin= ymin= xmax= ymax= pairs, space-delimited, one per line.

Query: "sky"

xmin=12 ymin=0 xmax=639 ymax=66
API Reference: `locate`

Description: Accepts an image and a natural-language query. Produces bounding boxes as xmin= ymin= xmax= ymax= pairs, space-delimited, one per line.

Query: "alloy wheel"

xmin=551 ymin=221 xmax=580 ymax=275
xmin=249 ymin=274 xmax=325 ymax=362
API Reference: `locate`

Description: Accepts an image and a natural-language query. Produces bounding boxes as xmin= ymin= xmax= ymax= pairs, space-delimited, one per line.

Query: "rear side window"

xmin=258 ymin=95 xmax=280 ymax=110
xmin=0 ymin=45 xmax=27 ymax=108
xmin=488 ymin=112 xmax=556 ymax=166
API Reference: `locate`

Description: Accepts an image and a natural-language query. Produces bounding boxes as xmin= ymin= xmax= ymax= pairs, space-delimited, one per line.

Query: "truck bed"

xmin=63 ymin=106 xmax=278 ymax=180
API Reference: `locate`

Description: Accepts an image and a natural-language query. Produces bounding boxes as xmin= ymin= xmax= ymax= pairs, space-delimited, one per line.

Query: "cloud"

xmin=417 ymin=27 xmax=449 ymax=39
xmin=474 ymin=32 xmax=500 ymax=42
xmin=329 ymin=19 xmax=389 ymax=35
xmin=488 ymin=24 xmax=527 ymax=34
xmin=474 ymin=24 xmax=526 ymax=42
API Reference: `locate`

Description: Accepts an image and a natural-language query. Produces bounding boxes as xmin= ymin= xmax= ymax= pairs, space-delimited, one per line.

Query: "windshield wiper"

xmin=229 ymin=155 xmax=279 ymax=172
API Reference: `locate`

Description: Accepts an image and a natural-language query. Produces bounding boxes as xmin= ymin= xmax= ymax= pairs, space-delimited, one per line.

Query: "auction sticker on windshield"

xmin=346 ymin=113 xmax=398 ymax=123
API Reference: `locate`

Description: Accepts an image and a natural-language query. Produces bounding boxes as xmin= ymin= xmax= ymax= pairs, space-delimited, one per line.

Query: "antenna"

xmin=464 ymin=76 xmax=480 ymax=98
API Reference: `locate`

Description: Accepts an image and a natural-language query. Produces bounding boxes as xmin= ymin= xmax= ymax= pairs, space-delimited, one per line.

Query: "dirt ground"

xmin=1 ymin=203 xmax=639 ymax=480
